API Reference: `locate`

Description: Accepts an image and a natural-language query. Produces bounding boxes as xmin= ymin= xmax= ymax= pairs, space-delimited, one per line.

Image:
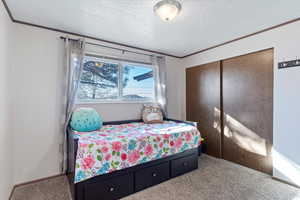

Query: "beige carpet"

xmin=11 ymin=155 xmax=300 ymax=200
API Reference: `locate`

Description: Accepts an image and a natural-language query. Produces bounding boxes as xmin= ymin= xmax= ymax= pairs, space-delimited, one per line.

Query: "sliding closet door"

xmin=186 ymin=62 xmax=221 ymax=158
xmin=222 ymin=49 xmax=273 ymax=174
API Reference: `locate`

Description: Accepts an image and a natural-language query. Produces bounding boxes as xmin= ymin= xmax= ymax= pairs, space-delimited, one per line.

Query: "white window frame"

xmin=76 ymin=54 xmax=157 ymax=104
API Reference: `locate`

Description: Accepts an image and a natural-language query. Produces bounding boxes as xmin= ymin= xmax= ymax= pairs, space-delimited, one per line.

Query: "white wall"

xmin=11 ymin=23 xmax=183 ymax=184
xmin=6 ymin=2 xmax=300 ymax=189
xmin=0 ymin=2 xmax=14 ymax=199
xmin=182 ymin=20 xmax=300 ymax=186
xmin=11 ymin=24 xmax=65 ymax=184
xmin=165 ymin=57 xmax=185 ymax=120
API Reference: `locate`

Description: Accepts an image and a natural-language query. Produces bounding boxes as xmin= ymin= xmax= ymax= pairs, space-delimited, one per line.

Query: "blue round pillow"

xmin=70 ymin=108 xmax=102 ymax=132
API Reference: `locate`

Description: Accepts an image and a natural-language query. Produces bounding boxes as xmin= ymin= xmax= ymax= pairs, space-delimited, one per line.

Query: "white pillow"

xmin=142 ymin=104 xmax=163 ymax=124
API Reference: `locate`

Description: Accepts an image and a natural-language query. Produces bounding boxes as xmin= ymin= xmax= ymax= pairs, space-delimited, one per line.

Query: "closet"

xmin=186 ymin=61 xmax=222 ymax=158
xmin=186 ymin=49 xmax=273 ymax=174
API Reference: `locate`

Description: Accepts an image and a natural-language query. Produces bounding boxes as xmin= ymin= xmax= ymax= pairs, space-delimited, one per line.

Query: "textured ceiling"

xmin=5 ymin=0 xmax=300 ymax=57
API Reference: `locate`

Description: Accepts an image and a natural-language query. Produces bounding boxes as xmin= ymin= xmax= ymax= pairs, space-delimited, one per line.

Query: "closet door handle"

xmin=152 ymin=172 xmax=157 ymax=177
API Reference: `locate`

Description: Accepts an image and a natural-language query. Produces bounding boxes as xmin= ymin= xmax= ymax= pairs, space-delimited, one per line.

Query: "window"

xmin=77 ymin=55 xmax=156 ymax=103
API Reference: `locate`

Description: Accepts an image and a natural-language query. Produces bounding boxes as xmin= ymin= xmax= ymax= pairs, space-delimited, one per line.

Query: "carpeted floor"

xmin=11 ymin=154 xmax=300 ymax=200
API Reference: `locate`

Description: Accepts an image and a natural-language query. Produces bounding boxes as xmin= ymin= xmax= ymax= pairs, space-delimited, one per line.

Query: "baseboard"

xmin=272 ymin=176 xmax=300 ymax=189
xmin=9 ymin=173 xmax=65 ymax=200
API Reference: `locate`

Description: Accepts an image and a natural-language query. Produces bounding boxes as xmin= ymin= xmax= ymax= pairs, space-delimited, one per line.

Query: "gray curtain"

xmin=62 ymin=37 xmax=86 ymax=172
xmin=152 ymin=56 xmax=168 ymax=117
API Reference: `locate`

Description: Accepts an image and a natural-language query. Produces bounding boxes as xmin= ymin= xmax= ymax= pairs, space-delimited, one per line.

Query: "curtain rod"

xmin=60 ymin=36 xmax=163 ymax=58
xmin=85 ymin=53 xmax=152 ymax=66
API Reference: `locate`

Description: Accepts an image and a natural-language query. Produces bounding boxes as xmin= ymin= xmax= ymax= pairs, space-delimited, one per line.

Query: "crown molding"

xmin=1 ymin=0 xmax=13 ymax=21
xmin=1 ymin=0 xmax=181 ymax=59
xmin=181 ymin=17 xmax=300 ymax=58
xmin=13 ymin=19 xmax=182 ymax=58
xmin=2 ymin=0 xmax=300 ymax=59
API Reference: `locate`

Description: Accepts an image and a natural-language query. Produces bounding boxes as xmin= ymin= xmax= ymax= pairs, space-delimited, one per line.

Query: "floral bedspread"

xmin=73 ymin=121 xmax=201 ymax=183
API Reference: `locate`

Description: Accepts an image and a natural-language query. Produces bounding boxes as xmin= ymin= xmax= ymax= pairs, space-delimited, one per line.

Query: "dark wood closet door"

xmin=222 ymin=49 xmax=273 ymax=174
xmin=186 ymin=61 xmax=221 ymax=158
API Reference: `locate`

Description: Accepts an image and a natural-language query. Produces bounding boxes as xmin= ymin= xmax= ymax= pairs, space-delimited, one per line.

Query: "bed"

xmin=67 ymin=118 xmax=201 ymax=200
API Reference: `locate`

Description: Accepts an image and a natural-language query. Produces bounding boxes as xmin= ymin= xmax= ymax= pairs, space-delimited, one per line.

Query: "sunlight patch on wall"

xmin=221 ymin=109 xmax=267 ymax=156
xmin=273 ymin=149 xmax=300 ymax=187
xmin=213 ymin=107 xmax=267 ymax=156
xmin=213 ymin=107 xmax=221 ymax=133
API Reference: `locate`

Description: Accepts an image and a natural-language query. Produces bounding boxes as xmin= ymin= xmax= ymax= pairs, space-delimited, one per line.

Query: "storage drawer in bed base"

xmin=72 ymin=148 xmax=199 ymax=200
xmin=135 ymin=161 xmax=170 ymax=192
xmin=171 ymin=154 xmax=198 ymax=178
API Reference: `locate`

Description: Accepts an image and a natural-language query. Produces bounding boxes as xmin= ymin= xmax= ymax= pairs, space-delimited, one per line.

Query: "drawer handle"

xmin=152 ymin=173 xmax=157 ymax=177
xmin=109 ymin=187 xmax=115 ymax=192
xmin=183 ymin=162 xmax=188 ymax=167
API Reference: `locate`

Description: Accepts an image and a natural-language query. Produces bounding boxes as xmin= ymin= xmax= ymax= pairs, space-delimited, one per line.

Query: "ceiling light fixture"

xmin=154 ymin=0 xmax=182 ymax=22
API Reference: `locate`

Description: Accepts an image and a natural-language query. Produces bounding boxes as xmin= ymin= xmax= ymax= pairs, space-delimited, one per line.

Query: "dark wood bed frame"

xmin=67 ymin=118 xmax=202 ymax=200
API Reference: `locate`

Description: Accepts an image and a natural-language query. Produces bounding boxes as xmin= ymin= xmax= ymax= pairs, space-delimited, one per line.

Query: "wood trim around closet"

xmin=220 ymin=60 xmax=224 ymax=159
